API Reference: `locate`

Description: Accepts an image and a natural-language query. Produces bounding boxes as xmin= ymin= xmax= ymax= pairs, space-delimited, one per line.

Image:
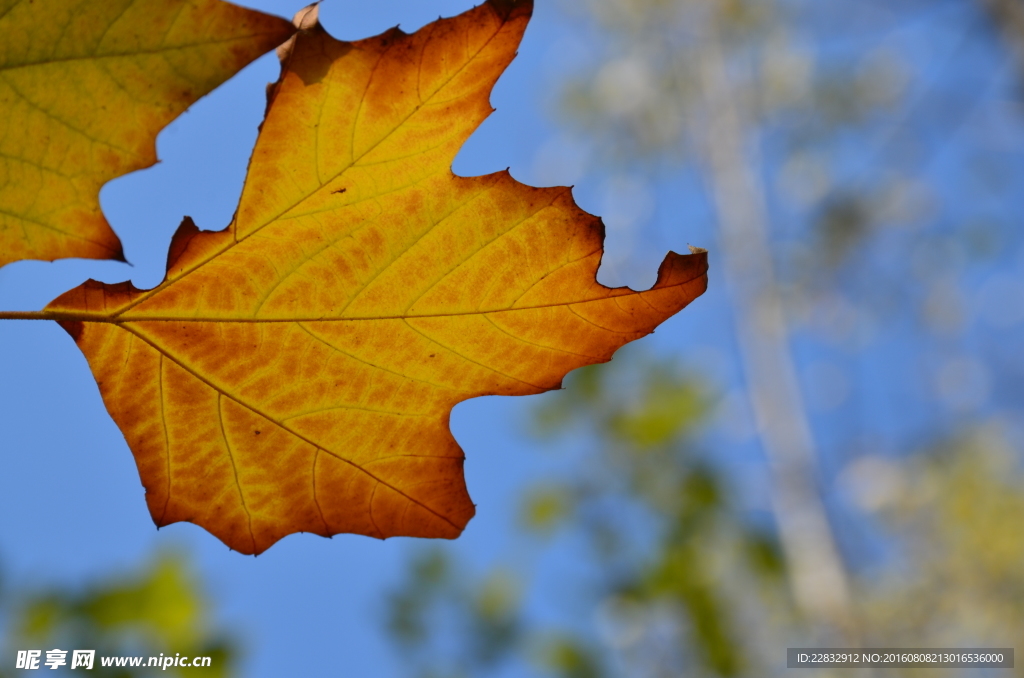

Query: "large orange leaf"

xmin=44 ymin=0 xmax=708 ymax=554
xmin=0 ymin=0 xmax=294 ymax=268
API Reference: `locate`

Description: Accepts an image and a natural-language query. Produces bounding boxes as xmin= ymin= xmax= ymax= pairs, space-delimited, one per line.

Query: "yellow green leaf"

xmin=0 ymin=0 xmax=294 ymax=268
xmin=44 ymin=0 xmax=708 ymax=554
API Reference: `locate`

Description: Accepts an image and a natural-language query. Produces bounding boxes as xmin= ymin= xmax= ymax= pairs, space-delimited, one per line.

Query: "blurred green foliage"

xmin=852 ymin=427 xmax=1024 ymax=655
xmin=387 ymin=549 xmax=523 ymax=678
xmin=0 ymin=554 xmax=236 ymax=678
xmin=386 ymin=355 xmax=1024 ymax=678
xmin=386 ymin=354 xmax=799 ymax=677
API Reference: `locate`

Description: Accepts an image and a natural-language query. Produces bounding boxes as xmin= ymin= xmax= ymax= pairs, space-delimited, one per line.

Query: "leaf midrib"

xmin=0 ymin=33 xmax=284 ymax=72
xmin=32 ymin=270 xmax=703 ymax=323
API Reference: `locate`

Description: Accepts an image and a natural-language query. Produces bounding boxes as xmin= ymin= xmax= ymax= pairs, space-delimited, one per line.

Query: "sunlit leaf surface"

xmin=0 ymin=0 xmax=294 ymax=267
xmin=46 ymin=0 xmax=708 ymax=554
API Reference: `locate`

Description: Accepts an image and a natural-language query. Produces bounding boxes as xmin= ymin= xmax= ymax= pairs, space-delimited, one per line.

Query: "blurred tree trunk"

xmin=694 ymin=12 xmax=860 ymax=643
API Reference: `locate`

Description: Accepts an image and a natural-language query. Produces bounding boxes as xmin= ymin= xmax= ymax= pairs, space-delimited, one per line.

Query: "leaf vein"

xmin=121 ymin=325 xmax=463 ymax=535
xmin=217 ymin=392 xmax=256 ymax=553
xmin=401 ymin=318 xmax=547 ymax=390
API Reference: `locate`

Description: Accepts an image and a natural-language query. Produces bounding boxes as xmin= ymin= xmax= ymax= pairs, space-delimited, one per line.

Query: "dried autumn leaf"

xmin=44 ymin=0 xmax=708 ymax=554
xmin=0 ymin=0 xmax=294 ymax=268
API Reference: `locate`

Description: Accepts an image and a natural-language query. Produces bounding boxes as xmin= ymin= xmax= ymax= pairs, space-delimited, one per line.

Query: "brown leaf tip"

xmin=166 ymin=216 xmax=201 ymax=274
xmin=291 ymin=3 xmax=320 ymax=30
xmin=653 ymin=249 xmax=709 ymax=290
xmin=486 ymin=0 xmax=534 ymax=21
xmin=276 ymin=3 xmax=321 ymax=62
xmin=110 ymin=241 xmax=129 ymax=264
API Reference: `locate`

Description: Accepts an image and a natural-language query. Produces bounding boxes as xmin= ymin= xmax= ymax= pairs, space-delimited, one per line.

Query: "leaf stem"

xmin=0 ymin=311 xmax=66 ymax=321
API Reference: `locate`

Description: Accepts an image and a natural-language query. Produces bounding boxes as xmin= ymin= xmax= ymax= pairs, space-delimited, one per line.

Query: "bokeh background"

xmin=2 ymin=0 xmax=1024 ymax=676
